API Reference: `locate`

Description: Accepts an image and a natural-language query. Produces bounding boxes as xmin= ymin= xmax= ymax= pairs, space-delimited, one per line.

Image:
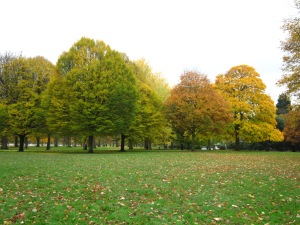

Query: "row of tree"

xmin=165 ymin=67 xmax=284 ymax=151
xmin=0 ymin=38 xmax=170 ymax=152
xmin=0 ymin=37 xmax=288 ymax=152
xmin=0 ymin=0 xmax=299 ymax=152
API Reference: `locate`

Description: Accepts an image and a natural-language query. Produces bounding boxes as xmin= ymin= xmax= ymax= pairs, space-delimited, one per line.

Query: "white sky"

xmin=0 ymin=0 xmax=298 ymax=102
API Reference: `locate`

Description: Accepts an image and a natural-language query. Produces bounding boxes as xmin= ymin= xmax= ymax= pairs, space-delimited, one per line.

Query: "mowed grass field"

xmin=0 ymin=149 xmax=299 ymax=224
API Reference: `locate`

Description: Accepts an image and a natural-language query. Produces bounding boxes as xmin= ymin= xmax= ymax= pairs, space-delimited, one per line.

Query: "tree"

xmin=278 ymin=1 xmax=300 ymax=101
xmin=165 ymin=71 xmax=232 ymax=151
xmin=2 ymin=56 xmax=54 ymax=151
xmin=215 ymin=65 xmax=283 ymax=150
xmin=0 ymin=52 xmax=22 ymax=149
xmin=127 ymin=60 xmax=169 ymax=150
xmin=0 ymin=104 xmax=9 ymax=149
xmin=276 ymin=93 xmax=291 ymax=131
xmin=104 ymin=52 xmax=137 ymax=152
xmin=276 ymin=93 xmax=291 ymax=115
xmin=283 ymin=105 xmax=300 ymax=150
xmin=56 ymin=37 xmax=137 ymax=153
xmin=42 ymin=72 xmax=73 ymax=149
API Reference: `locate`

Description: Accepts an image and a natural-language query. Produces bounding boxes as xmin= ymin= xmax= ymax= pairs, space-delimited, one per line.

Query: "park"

xmin=1 ymin=1 xmax=300 ymax=224
xmin=0 ymin=148 xmax=299 ymax=224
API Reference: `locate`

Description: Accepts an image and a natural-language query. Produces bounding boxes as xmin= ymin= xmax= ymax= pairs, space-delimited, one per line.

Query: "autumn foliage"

xmin=283 ymin=106 xmax=300 ymax=148
xmin=164 ymin=71 xmax=232 ymax=150
xmin=215 ymin=65 xmax=283 ymax=150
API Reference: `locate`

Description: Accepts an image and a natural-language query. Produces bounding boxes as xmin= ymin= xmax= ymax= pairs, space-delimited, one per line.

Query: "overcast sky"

xmin=0 ymin=0 xmax=297 ymax=101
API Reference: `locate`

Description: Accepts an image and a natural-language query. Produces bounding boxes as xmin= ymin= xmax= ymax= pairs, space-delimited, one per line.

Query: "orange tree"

xmin=164 ymin=71 xmax=232 ymax=151
xmin=215 ymin=65 xmax=283 ymax=150
xmin=283 ymin=106 xmax=300 ymax=150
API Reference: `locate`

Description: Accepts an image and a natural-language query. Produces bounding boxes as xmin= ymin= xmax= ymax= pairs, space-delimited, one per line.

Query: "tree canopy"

xmin=165 ymin=71 xmax=232 ymax=150
xmin=278 ymin=1 xmax=300 ymax=101
xmin=283 ymin=105 xmax=300 ymax=148
xmin=1 ymin=34 xmax=296 ymax=151
xmin=55 ymin=37 xmax=137 ymax=152
xmin=1 ymin=56 xmax=55 ymax=151
xmin=215 ymin=65 xmax=283 ymax=150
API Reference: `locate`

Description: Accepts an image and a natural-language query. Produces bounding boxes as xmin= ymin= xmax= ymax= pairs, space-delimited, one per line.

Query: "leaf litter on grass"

xmin=0 ymin=151 xmax=299 ymax=224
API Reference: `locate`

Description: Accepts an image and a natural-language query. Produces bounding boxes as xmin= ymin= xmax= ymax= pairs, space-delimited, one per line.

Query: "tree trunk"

xmin=46 ymin=133 xmax=51 ymax=150
xmin=25 ymin=137 xmax=28 ymax=149
xmin=36 ymin=137 xmax=40 ymax=147
xmin=93 ymin=137 xmax=96 ymax=149
xmin=144 ymin=140 xmax=149 ymax=150
xmin=73 ymin=136 xmax=77 ymax=147
xmin=1 ymin=136 xmax=8 ymax=149
xmin=120 ymin=134 xmax=126 ymax=152
xmin=88 ymin=135 xmax=93 ymax=153
xmin=66 ymin=136 xmax=71 ymax=147
xmin=234 ymin=124 xmax=241 ymax=151
xmin=115 ymin=136 xmax=119 ymax=147
xmin=144 ymin=139 xmax=152 ymax=150
xmin=54 ymin=136 xmax=58 ymax=147
xmin=128 ymin=139 xmax=133 ymax=150
xmin=207 ymin=139 xmax=212 ymax=150
xmin=19 ymin=134 xmax=26 ymax=152
xmin=235 ymin=136 xmax=240 ymax=151
xmin=14 ymin=135 xmax=18 ymax=147
xmin=191 ymin=131 xmax=196 ymax=151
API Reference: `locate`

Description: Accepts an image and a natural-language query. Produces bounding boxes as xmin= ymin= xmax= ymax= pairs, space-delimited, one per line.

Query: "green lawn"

xmin=0 ymin=149 xmax=299 ymax=224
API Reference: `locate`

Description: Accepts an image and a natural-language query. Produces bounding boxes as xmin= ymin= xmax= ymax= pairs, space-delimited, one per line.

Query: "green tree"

xmin=42 ymin=74 xmax=73 ymax=144
xmin=276 ymin=93 xmax=291 ymax=115
xmin=216 ymin=65 xmax=283 ymax=150
xmin=0 ymin=52 xmax=21 ymax=149
xmin=275 ymin=93 xmax=291 ymax=131
xmin=0 ymin=104 xmax=9 ymax=149
xmin=165 ymin=71 xmax=232 ymax=151
xmin=104 ymin=52 xmax=137 ymax=151
xmin=127 ymin=60 xmax=169 ymax=149
xmin=2 ymin=56 xmax=54 ymax=151
xmin=57 ymin=37 xmax=137 ymax=153
xmin=278 ymin=1 xmax=300 ymax=101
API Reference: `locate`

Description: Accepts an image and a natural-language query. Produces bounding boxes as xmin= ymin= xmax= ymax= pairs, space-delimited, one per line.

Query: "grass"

xmin=0 ymin=148 xmax=299 ymax=224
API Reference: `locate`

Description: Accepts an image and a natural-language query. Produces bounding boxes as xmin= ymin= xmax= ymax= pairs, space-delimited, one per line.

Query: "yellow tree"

xmin=126 ymin=59 xmax=169 ymax=149
xmin=165 ymin=71 xmax=232 ymax=151
xmin=215 ymin=65 xmax=283 ymax=150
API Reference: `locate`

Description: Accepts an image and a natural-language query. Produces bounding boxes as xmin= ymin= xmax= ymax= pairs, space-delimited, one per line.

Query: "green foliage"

xmin=0 ymin=150 xmax=299 ymax=224
xmin=0 ymin=56 xmax=54 ymax=151
xmin=275 ymin=93 xmax=291 ymax=132
xmin=276 ymin=115 xmax=286 ymax=132
xmin=0 ymin=104 xmax=8 ymax=135
xmin=56 ymin=37 xmax=137 ymax=152
xmin=42 ymin=75 xmax=73 ymax=136
xmin=127 ymin=60 xmax=169 ymax=148
xmin=276 ymin=93 xmax=291 ymax=115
